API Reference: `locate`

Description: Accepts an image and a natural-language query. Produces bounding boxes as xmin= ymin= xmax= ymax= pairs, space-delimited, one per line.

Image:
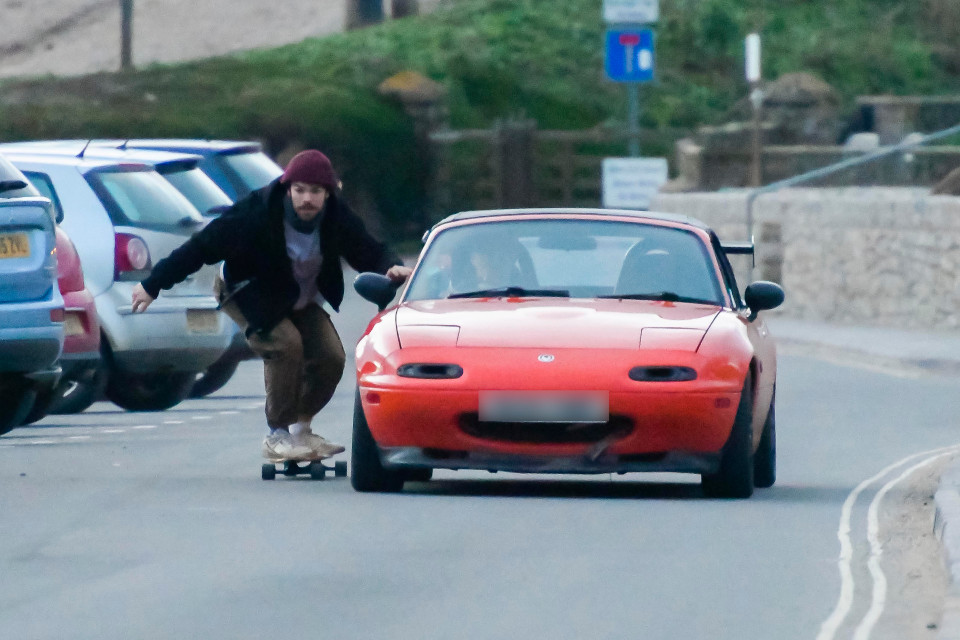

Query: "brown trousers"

xmin=215 ymin=276 xmax=346 ymax=430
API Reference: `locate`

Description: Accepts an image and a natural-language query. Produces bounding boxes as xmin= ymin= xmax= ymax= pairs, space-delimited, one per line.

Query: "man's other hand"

xmin=131 ymin=283 xmax=155 ymax=313
xmin=385 ymin=265 xmax=413 ymax=283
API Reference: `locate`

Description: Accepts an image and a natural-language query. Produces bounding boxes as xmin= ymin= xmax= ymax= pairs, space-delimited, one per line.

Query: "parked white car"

xmin=3 ymin=150 xmax=233 ymax=411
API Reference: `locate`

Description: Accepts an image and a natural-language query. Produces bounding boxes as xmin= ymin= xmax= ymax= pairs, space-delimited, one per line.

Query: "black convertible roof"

xmin=433 ymin=208 xmax=712 ymax=231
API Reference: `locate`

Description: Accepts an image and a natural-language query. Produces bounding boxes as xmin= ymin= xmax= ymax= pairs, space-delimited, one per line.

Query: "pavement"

xmin=766 ymin=315 xmax=960 ymax=638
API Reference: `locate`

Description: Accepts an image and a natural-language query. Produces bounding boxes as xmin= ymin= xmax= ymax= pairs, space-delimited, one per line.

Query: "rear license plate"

xmin=186 ymin=309 xmax=219 ymax=333
xmin=0 ymin=232 xmax=30 ymax=259
xmin=64 ymin=312 xmax=84 ymax=336
xmin=479 ymin=391 xmax=609 ymax=423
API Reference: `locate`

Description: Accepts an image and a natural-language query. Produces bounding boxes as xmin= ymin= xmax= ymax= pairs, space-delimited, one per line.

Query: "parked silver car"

xmin=2 ymin=150 xmax=233 ymax=411
xmin=0 ymin=153 xmax=63 ymax=434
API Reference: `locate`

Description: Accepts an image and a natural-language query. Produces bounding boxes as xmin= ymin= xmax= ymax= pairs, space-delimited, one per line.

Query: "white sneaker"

xmin=294 ymin=432 xmax=345 ymax=458
xmin=262 ymin=431 xmax=314 ymax=462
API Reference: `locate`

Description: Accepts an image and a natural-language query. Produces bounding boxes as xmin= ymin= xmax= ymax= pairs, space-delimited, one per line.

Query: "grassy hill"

xmin=0 ymin=0 xmax=956 ymax=237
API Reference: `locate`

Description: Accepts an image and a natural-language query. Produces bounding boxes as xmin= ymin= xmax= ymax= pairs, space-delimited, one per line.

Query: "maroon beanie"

xmin=280 ymin=150 xmax=339 ymax=190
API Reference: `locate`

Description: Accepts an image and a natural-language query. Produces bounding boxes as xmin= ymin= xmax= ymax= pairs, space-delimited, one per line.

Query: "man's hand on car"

xmin=131 ymin=283 xmax=155 ymax=313
xmin=386 ymin=265 xmax=413 ymax=283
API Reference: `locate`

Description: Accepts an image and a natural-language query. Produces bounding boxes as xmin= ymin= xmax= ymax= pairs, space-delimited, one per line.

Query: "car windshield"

xmin=0 ymin=156 xmax=41 ymax=199
xmin=215 ymin=151 xmax=282 ymax=197
xmin=159 ymin=164 xmax=233 ymax=215
xmin=405 ymin=218 xmax=725 ymax=305
xmin=87 ymin=167 xmax=204 ymax=230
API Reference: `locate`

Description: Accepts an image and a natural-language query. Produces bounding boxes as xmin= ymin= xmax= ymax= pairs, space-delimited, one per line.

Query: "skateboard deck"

xmin=261 ymin=458 xmax=348 ymax=481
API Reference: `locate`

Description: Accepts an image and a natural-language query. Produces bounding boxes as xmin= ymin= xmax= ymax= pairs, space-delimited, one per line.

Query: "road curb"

xmin=936 ymin=461 xmax=960 ymax=638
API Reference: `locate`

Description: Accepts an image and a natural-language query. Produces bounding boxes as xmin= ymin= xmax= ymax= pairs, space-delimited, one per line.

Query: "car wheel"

xmin=19 ymin=382 xmax=58 ymax=425
xmin=105 ymin=370 xmax=196 ymax=412
xmin=702 ymin=372 xmax=755 ymax=499
xmin=753 ymin=388 xmax=776 ymax=489
xmin=405 ymin=468 xmax=434 ymax=482
xmin=48 ymin=362 xmax=108 ymax=415
xmin=350 ymin=389 xmax=404 ymax=493
xmin=188 ymin=353 xmax=241 ymax=399
xmin=0 ymin=374 xmax=38 ymax=436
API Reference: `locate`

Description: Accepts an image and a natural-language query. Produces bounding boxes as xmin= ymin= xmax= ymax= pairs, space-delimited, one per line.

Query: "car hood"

xmin=395 ymin=298 xmax=721 ymax=349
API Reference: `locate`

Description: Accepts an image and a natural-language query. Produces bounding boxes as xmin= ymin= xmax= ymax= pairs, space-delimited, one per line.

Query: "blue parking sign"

xmin=605 ymin=28 xmax=655 ymax=83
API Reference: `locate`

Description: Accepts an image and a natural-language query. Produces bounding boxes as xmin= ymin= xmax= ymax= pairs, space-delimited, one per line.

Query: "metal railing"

xmin=745 ymin=121 xmax=960 ymax=236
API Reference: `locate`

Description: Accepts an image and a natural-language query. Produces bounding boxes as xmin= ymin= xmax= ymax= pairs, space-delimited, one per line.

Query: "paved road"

xmin=2 ymin=287 xmax=958 ymax=639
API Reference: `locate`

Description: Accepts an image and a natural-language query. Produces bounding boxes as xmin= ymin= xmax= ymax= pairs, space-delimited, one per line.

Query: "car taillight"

xmin=114 ymin=233 xmax=152 ymax=281
xmin=50 ymin=307 xmax=65 ymax=323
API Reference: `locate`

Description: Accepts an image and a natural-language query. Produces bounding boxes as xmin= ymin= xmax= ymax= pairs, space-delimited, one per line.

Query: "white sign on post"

xmin=602 ymin=157 xmax=669 ymax=210
xmin=603 ymin=0 xmax=659 ymax=24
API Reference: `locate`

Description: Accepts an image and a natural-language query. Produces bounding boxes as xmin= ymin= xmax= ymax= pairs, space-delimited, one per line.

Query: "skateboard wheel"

xmin=334 ymin=460 xmax=348 ymax=478
xmin=261 ymin=464 xmax=276 ymax=480
xmin=309 ymin=461 xmax=326 ymax=480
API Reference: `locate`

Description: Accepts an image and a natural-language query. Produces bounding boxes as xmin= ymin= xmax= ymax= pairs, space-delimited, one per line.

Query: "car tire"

xmin=0 ymin=374 xmax=38 ymax=436
xmin=105 ymin=370 xmax=196 ymax=412
xmin=350 ymin=389 xmax=404 ymax=493
xmin=48 ymin=361 xmax=108 ymax=415
xmin=702 ymin=372 xmax=755 ymax=499
xmin=19 ymin=382 xmax=58 ymax=425
xmin=188 ymin=353 xmax=241 ymax=399
xmin=405 ymin=468 xmax=434 ymax=482
xmin=753 ymin=388 xmax=776 ymax=489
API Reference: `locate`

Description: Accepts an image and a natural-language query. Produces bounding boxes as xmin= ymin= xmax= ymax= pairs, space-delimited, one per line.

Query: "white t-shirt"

xmin=284 ymin=219 xmax=325 ymax=310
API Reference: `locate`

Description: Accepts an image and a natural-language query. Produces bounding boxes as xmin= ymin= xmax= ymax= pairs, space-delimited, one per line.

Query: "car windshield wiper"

xmin=448 ymin=286 xmax=570 ymax=299
xmin=599 ymin=291 xmax=717 ymax=305
xmin=0 ymin=180 xmax=27 ymax=193
xmin=206 ymin=205 xmax=231 ymax=216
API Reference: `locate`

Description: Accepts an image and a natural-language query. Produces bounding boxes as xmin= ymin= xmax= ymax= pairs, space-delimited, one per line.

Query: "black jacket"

xmin=142 ymin=178 xmax=401 ymax=334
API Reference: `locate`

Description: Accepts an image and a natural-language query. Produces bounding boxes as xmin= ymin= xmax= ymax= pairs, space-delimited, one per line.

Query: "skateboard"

xmin=261 ymin=458 xmax=348 ymax=481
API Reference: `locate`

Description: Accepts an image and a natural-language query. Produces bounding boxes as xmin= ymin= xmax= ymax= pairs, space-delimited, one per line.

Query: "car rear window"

xmin=21 ymin=171 xmax=64 ymax=222
xmin=215 ymin=151 xmax=282 ymax=197
xmin=0 ymin=155 xmax=42 ymax=199
xmin=87 ymin=167 xmax=204 ymax=230
xmin=158 ymin=163 xmax=233 ymax=215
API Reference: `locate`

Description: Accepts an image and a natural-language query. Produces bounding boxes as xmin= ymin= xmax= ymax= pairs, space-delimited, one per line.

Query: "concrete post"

xmin=120 ymin=0 xmax=134 ymax=71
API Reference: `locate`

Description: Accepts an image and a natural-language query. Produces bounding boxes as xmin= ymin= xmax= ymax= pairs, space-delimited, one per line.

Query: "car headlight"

xmin=397 ymin=363 xmax=464 ymax=379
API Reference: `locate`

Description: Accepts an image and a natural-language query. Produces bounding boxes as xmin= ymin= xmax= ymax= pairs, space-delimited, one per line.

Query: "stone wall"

xmin=651 ymin=188 xmax=960 ymax=330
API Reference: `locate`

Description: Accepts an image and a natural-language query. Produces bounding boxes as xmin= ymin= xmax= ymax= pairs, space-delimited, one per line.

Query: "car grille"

xmin=459 ymin=413 xmax=633 ymax=444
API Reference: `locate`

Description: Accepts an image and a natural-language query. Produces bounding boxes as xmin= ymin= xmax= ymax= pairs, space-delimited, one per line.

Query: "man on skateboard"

xmin=130 ymin=150 xmax=411 ymax=462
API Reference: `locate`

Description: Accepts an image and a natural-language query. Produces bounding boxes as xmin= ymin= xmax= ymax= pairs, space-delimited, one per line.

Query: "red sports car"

xmin=352 ymin=209 xmax=784 ymax=498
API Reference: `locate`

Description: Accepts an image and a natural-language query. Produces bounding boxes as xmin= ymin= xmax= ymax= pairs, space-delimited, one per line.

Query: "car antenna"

xmin=119 ymin=139 xmax=129 ymax=150
xmin=77 ymin=140 xmax=92 ymax=159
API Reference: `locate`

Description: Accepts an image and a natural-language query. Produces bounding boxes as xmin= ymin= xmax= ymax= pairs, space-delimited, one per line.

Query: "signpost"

xmin=601 ymin=0 xmax=665 ymax=209
xmin=603 ymin=0 xmax=659 ymax=25
xmin=602 ymin=158 xmax=668 ymax=210
xmin=603 ymin=28 xmax=655 ymax=83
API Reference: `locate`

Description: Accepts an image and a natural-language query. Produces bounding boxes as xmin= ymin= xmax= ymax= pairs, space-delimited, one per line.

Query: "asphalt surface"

xmin=768 ymin=316 xmax=960 ymax=640
xmin=2 ymin=302 xmax=960 ymax=638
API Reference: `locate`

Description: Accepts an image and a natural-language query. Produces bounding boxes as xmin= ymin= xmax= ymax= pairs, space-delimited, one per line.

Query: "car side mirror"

xmin=354 ymin=272 xmax=400 ymax=311
xmin=744 ymin=281 xmax=784 ymax=321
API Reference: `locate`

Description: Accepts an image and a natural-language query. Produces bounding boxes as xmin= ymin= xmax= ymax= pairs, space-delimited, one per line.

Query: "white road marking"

xmin=28 ymin=440 xmax=56 ymax=445
xmin=67 ymin=435 xmax=92 ymax=440
xmin=101 ymin=429 xmax=126 ymax=434
xmin=132 ymin=425 xmax=157 ymax=430
xmin=191 ymin=416 xmax=212 ymax=421
xmin=817 ymin=444 xmax=960 ymax=640
xmin=219 ymin=410 xmax=240 ymax=415
xmin=852 ymin=451 xmax=956 ymax=640
xmin=163 ymin=420 xmax=184 ymax=425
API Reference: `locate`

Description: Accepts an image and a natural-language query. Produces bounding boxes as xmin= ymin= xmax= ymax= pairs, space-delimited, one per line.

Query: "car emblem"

xmin=538 ymin=354 xmax=555 ymax=363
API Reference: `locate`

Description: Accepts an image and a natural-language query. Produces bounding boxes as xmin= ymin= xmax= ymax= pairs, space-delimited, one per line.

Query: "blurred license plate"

xmin=479 ymin=391 xmax=609 ymax=423
xmin=186 ymin=309 xmax=219 ymax=333
xmin=64 ymin=312 xmax=84 ymax=336
xmin=0 ymin=232 xmax=29 ymax=259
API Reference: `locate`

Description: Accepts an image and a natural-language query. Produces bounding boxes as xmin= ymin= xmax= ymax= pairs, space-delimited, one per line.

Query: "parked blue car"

xmin=0 ymin=153 xmax=63 ymax=434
